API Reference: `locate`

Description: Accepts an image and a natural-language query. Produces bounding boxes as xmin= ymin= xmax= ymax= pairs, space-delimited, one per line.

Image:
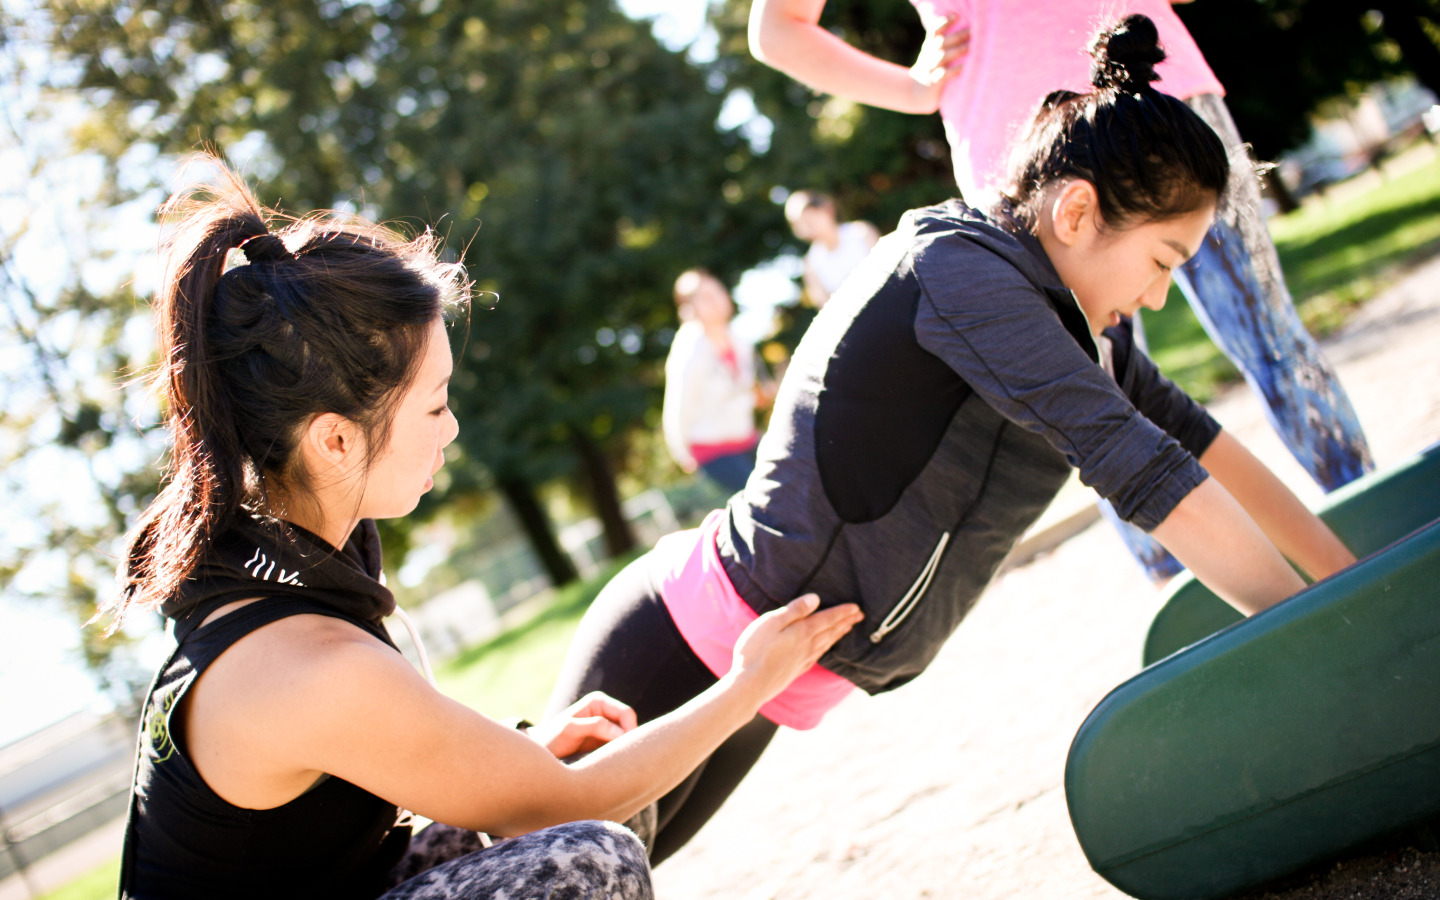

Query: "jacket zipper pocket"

xmin=870 ymin=531 xmax=951 ymax=644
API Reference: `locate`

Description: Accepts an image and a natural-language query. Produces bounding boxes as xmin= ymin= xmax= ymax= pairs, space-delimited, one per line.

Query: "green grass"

xmin=1142 ymin=148 xmax=1440 ymax=401
xmin=433 ymin=551 xmax=643 ymax=720
xmin=37 ymin=855 xmax=117 ymax=900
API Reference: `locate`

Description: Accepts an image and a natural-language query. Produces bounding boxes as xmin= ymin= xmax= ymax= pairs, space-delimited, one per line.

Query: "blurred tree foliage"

xmin=33 ymin=0 xmax=793 ymax=586
xmin=712 ymin=0 xmax=955 ymax=239
xmin=1174 ymin=0 xmax=1407 ymax=166
xmin=0 ymin=11 xmax=162 ymax=711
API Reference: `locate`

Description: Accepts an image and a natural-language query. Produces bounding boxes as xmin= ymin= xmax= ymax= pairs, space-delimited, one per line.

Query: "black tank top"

xmin=118 ymin=597 xmax=411 ymax=900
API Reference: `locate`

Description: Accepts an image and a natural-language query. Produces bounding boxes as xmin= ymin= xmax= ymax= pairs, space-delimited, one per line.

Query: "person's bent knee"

xmin=542 ymin=820 xmax=653 ymax=899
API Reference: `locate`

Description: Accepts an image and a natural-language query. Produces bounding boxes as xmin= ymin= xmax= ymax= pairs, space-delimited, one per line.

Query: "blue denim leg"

xmin=699 ymin=445 xmax=758 ymax=494
xmin=1174 ymin=217 xmax=1373 ymax=491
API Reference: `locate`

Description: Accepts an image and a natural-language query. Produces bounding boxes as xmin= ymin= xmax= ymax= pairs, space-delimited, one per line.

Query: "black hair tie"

xmin=238 ymin=232 xmax=293 ymax=263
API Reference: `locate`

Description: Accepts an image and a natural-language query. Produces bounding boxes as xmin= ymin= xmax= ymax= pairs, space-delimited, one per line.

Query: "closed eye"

xmin=431 ymin=403 xmax=450 ymax=416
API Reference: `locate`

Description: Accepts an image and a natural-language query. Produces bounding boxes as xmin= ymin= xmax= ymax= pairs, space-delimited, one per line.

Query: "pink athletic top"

xmin=656 ymin=511 xmax=856 ymax=730
xmin=911 ymin=0 xmax=1225 ymax=206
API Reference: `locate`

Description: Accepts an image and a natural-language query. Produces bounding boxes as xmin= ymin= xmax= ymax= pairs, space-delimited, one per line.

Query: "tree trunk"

xmin=572 ymin=429 xmax=637 ymax=559
xmin=1263 ymin=166 xmax=1300 ymax=215
xmin=497 ymin=476 xmax=578 ymax=587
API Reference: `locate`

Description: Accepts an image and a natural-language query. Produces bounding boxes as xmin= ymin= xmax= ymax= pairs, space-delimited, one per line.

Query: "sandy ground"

xmin=651 ymin=250 xmax=1440 ymax=900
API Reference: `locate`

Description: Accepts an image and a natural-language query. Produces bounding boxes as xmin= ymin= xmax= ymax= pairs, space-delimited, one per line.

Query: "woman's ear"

xmin=1047 ymin=180 xmax=1099 ymax=248
xmin=299 ymin=412 xmax=365 ymax=478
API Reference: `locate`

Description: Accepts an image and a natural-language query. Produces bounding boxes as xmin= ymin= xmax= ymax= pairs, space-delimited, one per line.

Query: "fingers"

xmin=786 ymin=592 xmax=822 ymax=616
xmin=799 ymin=603 xmax=864 ymax=651
xmin=570 ymin=691 xmax=639 ymax=732
xmin=567 ymin=715 xmax=626 ymax=745
xmin=777 ymin=601 xmax=863 ymax=667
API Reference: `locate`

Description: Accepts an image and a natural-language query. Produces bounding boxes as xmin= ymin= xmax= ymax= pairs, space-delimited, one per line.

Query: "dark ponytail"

xmin=1002 ymin=14 xmax=1229 ymax=228
xmin=109 ymin=155 xmax=468 ymax=629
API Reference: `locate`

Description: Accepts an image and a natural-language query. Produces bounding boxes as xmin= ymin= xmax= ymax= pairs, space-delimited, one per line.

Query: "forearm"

xmin=749 ymin=0 xmax=939 ymax=113
xmin=521 ymin=674 xmax=763 ymax=829
xmin=1199 ymin=430 xmax=1356 ymax=580
xmin=1151 ymin=476 xmax=1307 ymax=615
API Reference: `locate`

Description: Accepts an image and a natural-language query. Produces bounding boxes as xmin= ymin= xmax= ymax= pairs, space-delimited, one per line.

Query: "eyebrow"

xmin=1164 ymin=239 xmax=1195 ymax=260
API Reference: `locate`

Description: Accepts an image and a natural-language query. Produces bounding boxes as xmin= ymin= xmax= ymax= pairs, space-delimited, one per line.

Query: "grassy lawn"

xmin=37 ymin=856 xmax=118 ymax=900
xmin=433 ymin=551 xmax=643 ymax=720
xmin=1141 ymin=146 xmax=1440 ymax=401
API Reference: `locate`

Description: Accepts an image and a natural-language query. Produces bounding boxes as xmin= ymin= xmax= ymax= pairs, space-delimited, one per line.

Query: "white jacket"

xmin=662 ymin=321 xmax=757 ymax=470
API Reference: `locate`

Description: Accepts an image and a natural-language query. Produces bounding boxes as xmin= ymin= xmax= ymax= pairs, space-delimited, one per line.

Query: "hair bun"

xmin=238 ymin=232 xmax=293 ymax=263
xmin=1090 ymin=14 xmax=1166 ymax=93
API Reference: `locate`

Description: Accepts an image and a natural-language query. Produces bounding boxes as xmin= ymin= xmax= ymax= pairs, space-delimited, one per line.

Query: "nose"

xmin=442 ymin=407 xmax=459 ymax=449
xmin=1140 ymin=274 xmax=1172 ymax=312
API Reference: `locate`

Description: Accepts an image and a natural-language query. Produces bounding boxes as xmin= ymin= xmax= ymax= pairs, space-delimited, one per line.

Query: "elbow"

xmin=489 ymin=776 xmax=600 ymax=838
xmin=747 ymin=8 xmax=791 ymax=67
xmin=748 ymin=19 xmax=776 ymax=65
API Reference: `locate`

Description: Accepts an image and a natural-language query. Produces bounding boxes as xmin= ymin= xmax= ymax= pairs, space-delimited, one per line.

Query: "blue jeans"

xmin=1105 ymin=94 xmax=1373 ymax=583
xmin=699 ymin=443 xmax=758 ymax=494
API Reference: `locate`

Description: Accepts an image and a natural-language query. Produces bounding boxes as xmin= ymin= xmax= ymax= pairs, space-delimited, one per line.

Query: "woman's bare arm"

xmin=748 ymin=0 xmax=968 ymax=114
xmin=1151 ymin=475 xmax=1306 ymax=616
xmin=1199 ymin=430 xmax=1356 ymax=581
xmin=186 ymin=595 xmax=861 ymax=838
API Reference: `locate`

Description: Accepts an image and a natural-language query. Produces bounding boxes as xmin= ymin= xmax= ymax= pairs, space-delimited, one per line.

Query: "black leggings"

xmin=546 ymin=551 xmax=778 ymax=865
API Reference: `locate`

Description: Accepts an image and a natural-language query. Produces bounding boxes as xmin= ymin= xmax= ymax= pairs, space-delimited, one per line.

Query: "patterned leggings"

xmin=377 ymin=820 xmax=653 ymax=899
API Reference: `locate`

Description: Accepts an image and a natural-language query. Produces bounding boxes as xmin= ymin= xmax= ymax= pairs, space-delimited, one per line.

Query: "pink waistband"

xmin=689 ymin=435 xmax=758 ymax=467
xmin=655 ymin=511 xmax=855 ymax=730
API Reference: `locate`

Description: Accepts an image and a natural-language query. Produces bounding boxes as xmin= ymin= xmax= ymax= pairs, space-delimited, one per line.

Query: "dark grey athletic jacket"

xmin=718 ymin=200 xmax=1220 ymax=695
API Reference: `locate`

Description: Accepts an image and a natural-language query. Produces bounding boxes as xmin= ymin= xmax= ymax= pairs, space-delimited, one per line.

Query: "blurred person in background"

xmin=784 ymin=189 xmax=881 ymax=308
xmin=663 ymin=268 xmax=776 ymax=494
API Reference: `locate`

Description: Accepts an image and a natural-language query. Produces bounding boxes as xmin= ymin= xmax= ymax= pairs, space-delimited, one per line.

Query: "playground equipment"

xmin=1144 ymin=442 xmax=1440 ymax=667
xmin=1066 ymin=443 xmax=1440 ymax=900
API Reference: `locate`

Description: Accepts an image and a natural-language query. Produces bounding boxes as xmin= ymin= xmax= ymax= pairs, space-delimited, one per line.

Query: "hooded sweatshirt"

xmin=119 ymin=515 xmax=411 ymax=900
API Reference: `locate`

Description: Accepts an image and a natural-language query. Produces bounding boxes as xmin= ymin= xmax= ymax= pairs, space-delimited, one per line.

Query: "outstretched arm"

xmin=1198 ymin=429 xmax=1356 ymax=581
xmin=1150 ymin=432 xmax=1358 ymax=616
xmin=1150 ymin=476 xmax=1305 ymax=615
xmin=748 ymin=0 xmax=968 ymax=114
xmin=285 ymin=595 xmax=862 ymax=837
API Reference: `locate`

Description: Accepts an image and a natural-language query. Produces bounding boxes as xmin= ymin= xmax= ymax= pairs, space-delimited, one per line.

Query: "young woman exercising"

xmin=108 ymin=158 xmax=860 ymax=900
xmin=749 ymin=0 xmax=1374 ymax=582
xmin=548 ymin=15 xmax=1357 ymax=864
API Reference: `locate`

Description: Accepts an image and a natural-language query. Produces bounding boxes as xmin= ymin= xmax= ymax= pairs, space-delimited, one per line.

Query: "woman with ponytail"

xmin=547 ymin=15 xmax=1358 ymax=863
xmin=751 ymin=0 xmax=1375 ymax=584
xmin=111 ymin=156 xmax=861 ymax=900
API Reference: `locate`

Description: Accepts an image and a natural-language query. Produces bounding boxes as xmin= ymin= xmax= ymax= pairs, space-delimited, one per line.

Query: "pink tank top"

xmin=911 ymin=0 xmax=1224 ymax=205
xmin=655 ymin=511 xmax=856 ymax=730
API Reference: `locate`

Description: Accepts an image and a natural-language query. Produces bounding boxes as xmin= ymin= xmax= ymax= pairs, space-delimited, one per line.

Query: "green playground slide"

xmin=1143 ymin=441 xmax=1440 ymax=667
xmin=1068 ymin=516 xmax=1440 ymax=899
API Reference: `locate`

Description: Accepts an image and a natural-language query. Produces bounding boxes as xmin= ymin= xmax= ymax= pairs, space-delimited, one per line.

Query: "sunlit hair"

xmin=1001 ymin=14 xmax=1230 ymax=230
xmin=109 ymin=154 xmax=470 ymax=629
